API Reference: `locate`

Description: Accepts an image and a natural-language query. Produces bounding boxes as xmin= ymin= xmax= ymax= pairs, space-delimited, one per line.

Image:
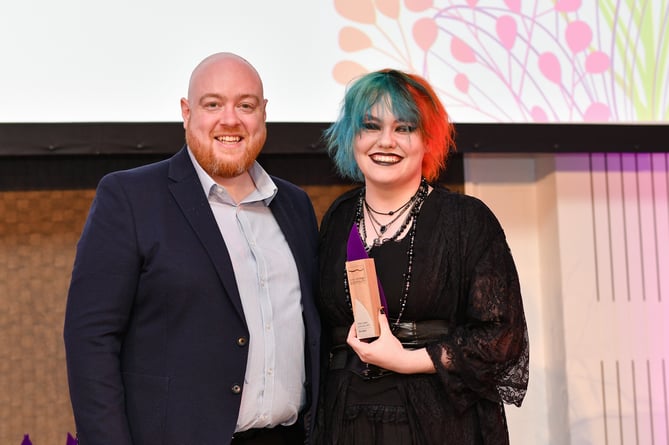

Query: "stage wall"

xmin=466 ymin=152 xmax=669 ymax=444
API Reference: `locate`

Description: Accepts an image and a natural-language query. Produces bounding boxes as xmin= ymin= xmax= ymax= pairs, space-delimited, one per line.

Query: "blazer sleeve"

xmin=63 ymin=173 xmax=140 ymax=445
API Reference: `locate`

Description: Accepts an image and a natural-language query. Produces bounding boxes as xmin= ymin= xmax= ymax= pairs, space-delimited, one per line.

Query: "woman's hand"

xmin=346 ymin=309 xmax=436 ymax=374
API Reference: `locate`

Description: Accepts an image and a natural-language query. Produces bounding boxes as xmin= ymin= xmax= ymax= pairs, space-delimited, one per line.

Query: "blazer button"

xmin=237 ymin=337 xmax=248 ymax=347
xmin=231 ymin=384 xmax=242 ymax=394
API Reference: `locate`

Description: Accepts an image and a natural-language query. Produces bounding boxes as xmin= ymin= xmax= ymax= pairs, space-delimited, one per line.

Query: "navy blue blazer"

xmin=64 ymin=147 xmax=321 ymax=444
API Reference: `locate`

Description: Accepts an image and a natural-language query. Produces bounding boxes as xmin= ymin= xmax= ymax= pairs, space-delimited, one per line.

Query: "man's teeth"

xmin=215 ymin=136 xmax=241 ymax=142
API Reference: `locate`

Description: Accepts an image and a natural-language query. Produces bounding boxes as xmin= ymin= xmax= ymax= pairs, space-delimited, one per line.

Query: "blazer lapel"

xmin=270 ymin=187 xmax=315 ymax=312
xmin=166 ymin=147 xmax=246 ymax=321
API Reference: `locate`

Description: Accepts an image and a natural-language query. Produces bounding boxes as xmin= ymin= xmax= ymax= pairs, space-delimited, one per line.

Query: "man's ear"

xmin=180 ymin=97 xmax=190 ymax=129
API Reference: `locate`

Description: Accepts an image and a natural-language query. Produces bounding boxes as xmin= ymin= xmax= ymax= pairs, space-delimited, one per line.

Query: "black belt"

xmin=329 ymin=319 xmax=450 ymax=380
xmin=331 ymin=319 xmax=451 ymax=347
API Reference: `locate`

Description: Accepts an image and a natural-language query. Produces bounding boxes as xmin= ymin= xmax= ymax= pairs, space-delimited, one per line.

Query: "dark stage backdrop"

xmin=1 ymin=122 xmax=668 ymax=191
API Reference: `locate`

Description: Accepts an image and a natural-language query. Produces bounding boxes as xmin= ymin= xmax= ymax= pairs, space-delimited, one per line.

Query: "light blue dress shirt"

xmin=187 ymin=149 xmax=306 ymax=431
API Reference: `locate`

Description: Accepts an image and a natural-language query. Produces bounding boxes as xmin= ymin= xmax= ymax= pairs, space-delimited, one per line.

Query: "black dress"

xmin=315 ymin=185 xmax=529 ymax=445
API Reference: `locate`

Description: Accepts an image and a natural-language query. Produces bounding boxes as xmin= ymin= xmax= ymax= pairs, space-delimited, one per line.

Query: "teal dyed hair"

xmin=324 ymin=69 xmax=454 ymax=182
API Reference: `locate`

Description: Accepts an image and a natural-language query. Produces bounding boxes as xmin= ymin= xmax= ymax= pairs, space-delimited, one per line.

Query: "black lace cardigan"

xmin=316 ymin=185 xmax=529 ymax=445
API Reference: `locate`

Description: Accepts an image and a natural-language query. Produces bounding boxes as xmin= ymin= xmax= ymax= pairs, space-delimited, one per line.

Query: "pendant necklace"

xmin=365 ymin=194 xmax=414 ymax=216
xmin=365 ymin=199 xmax=412 ymax=243
xmin=346 ymin=178 xmax=429 ymax=329
xmin=359 ymin=178 xmax=427 ymax=250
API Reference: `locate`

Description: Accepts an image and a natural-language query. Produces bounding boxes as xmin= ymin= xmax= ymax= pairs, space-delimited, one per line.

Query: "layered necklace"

xmin=358 ymin=178 xmax=428 ymax=252
xmin=345 ymin=178 xmax=429 ymax=330
xmin=363 ymin=196 xmax=413 ymax=248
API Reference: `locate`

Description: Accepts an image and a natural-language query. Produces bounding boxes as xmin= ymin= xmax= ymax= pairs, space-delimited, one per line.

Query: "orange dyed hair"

xmin=325 ymin=69 xmax=455 ymax=182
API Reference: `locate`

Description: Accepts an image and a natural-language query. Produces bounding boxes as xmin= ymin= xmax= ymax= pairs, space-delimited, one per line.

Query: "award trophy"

xmin=345 ymin=258 xmax=382 ymax=340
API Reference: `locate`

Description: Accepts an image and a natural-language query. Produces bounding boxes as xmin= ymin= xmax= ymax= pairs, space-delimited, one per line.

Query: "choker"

xmin=358 ymin=178 xmax=428 ymax=251
xmin=365 ymin=194 xmax=414 ymax=216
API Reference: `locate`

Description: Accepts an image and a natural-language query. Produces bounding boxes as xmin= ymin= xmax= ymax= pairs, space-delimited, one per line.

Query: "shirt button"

xmin=237 ymin=337 xmax=247 ymax=347
xmin=231 ymin=384 xmax=242 ymax=394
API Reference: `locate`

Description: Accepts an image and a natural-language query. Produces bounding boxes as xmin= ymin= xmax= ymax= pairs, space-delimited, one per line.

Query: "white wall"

xmin=465 ymin=153 xmax=669 ymax=445
xmin=3 ymin=1 xmax=666 ymax=123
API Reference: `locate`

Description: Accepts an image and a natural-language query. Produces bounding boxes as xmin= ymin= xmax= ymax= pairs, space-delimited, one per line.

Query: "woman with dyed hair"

xmin=315 ymin=70 xmax=529 ymax=444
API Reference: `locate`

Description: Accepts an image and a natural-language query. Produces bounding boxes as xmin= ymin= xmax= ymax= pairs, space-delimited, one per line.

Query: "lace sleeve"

xmin=426 ymin=232 xmax=529 ymax=412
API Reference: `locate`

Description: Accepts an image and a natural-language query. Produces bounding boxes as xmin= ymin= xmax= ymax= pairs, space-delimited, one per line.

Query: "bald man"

xmin=64 ymin=53 xmax=321 ymax=445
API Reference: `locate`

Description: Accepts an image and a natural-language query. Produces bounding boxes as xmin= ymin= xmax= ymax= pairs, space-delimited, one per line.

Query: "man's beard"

xmin=186 ymin=129 xmax=264 ymax=178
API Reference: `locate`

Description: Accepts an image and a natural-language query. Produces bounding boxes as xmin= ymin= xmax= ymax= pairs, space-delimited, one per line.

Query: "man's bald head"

xmin=187 ymin=52 xmax=264 ymax=103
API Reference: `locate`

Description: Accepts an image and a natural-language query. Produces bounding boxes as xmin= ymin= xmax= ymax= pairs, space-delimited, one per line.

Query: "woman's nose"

xmin=377 ymin=128 xmax=396 ymax=148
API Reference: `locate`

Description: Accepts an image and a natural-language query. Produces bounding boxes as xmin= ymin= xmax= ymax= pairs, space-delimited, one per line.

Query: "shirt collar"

xmin=186 ymin=146 xmax=277 ymax=206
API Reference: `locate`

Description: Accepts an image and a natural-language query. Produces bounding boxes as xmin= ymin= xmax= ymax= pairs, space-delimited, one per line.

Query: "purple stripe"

xmin=347 ymin=224 xmax=388 ymax=310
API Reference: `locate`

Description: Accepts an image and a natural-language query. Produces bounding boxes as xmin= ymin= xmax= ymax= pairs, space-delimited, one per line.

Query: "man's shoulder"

xmin=270 ymin=175 xmax=303 ymax=194
xmin=114 ymin=157 xmax=170 ymax=177
xmin=270 ymin=176 xmax=314 ymax=206
xmin=100 ymin=148 xmax=186 ymax=186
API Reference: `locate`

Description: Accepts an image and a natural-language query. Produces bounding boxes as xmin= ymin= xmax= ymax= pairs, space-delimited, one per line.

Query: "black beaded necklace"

xmin=361 ymin=204 xmax=412 ymax=249
xmin=365 ymin=194 xmax=414 ymax=215
xmin=359 ymin=179 xmax=427 ymax=251
xmin=344 ymin=178 xmax=429 ymax=330
xmin=364 ymin=198 xmax=413 ymax=243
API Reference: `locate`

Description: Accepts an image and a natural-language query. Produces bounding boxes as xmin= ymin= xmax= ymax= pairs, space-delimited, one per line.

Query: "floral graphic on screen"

xmin=333 ymin=0 xmax=669 ymax=123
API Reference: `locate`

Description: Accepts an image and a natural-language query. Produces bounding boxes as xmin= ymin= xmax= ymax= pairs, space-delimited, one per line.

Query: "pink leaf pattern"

xmin=450 ymin=36 xmax=476 ymax=63
xmin=531 ymin=106 xmax=549 ymax=122
xmin=585 ymin=51 xmax=610 ymax=73
xmin=375 ymin=0 xmax=401 ymax=19
xmin=503 ymin=0 xmax=521 ymax=14
xmin=413 ymin=18 xmax=439 ymax=51
xmin=555 ymin=0 xmax=582 ymax=13
xmin=332 ymin=1 xmax=668 ymax=122
xmin=584 ymin=102 xmax=611 ymax=121
xmin=455 ymin=73 xmax=470 ymax=93
xmin=496 ymin=15 xmax=517 ymax=50
xmin=333 ymin=60 xmax=368 ymax=84
xmin=334 ymin=0 xmax=376 ymax=24
xmin=565 ymin=20 xmax=592 ymax=53
xmin=538 ymin=52 xmax=561 ymax=84
xmin=404 ymin=0 xmax=433 ymax=12
xmin=339 ymin=27 xmax=373 ymax=52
